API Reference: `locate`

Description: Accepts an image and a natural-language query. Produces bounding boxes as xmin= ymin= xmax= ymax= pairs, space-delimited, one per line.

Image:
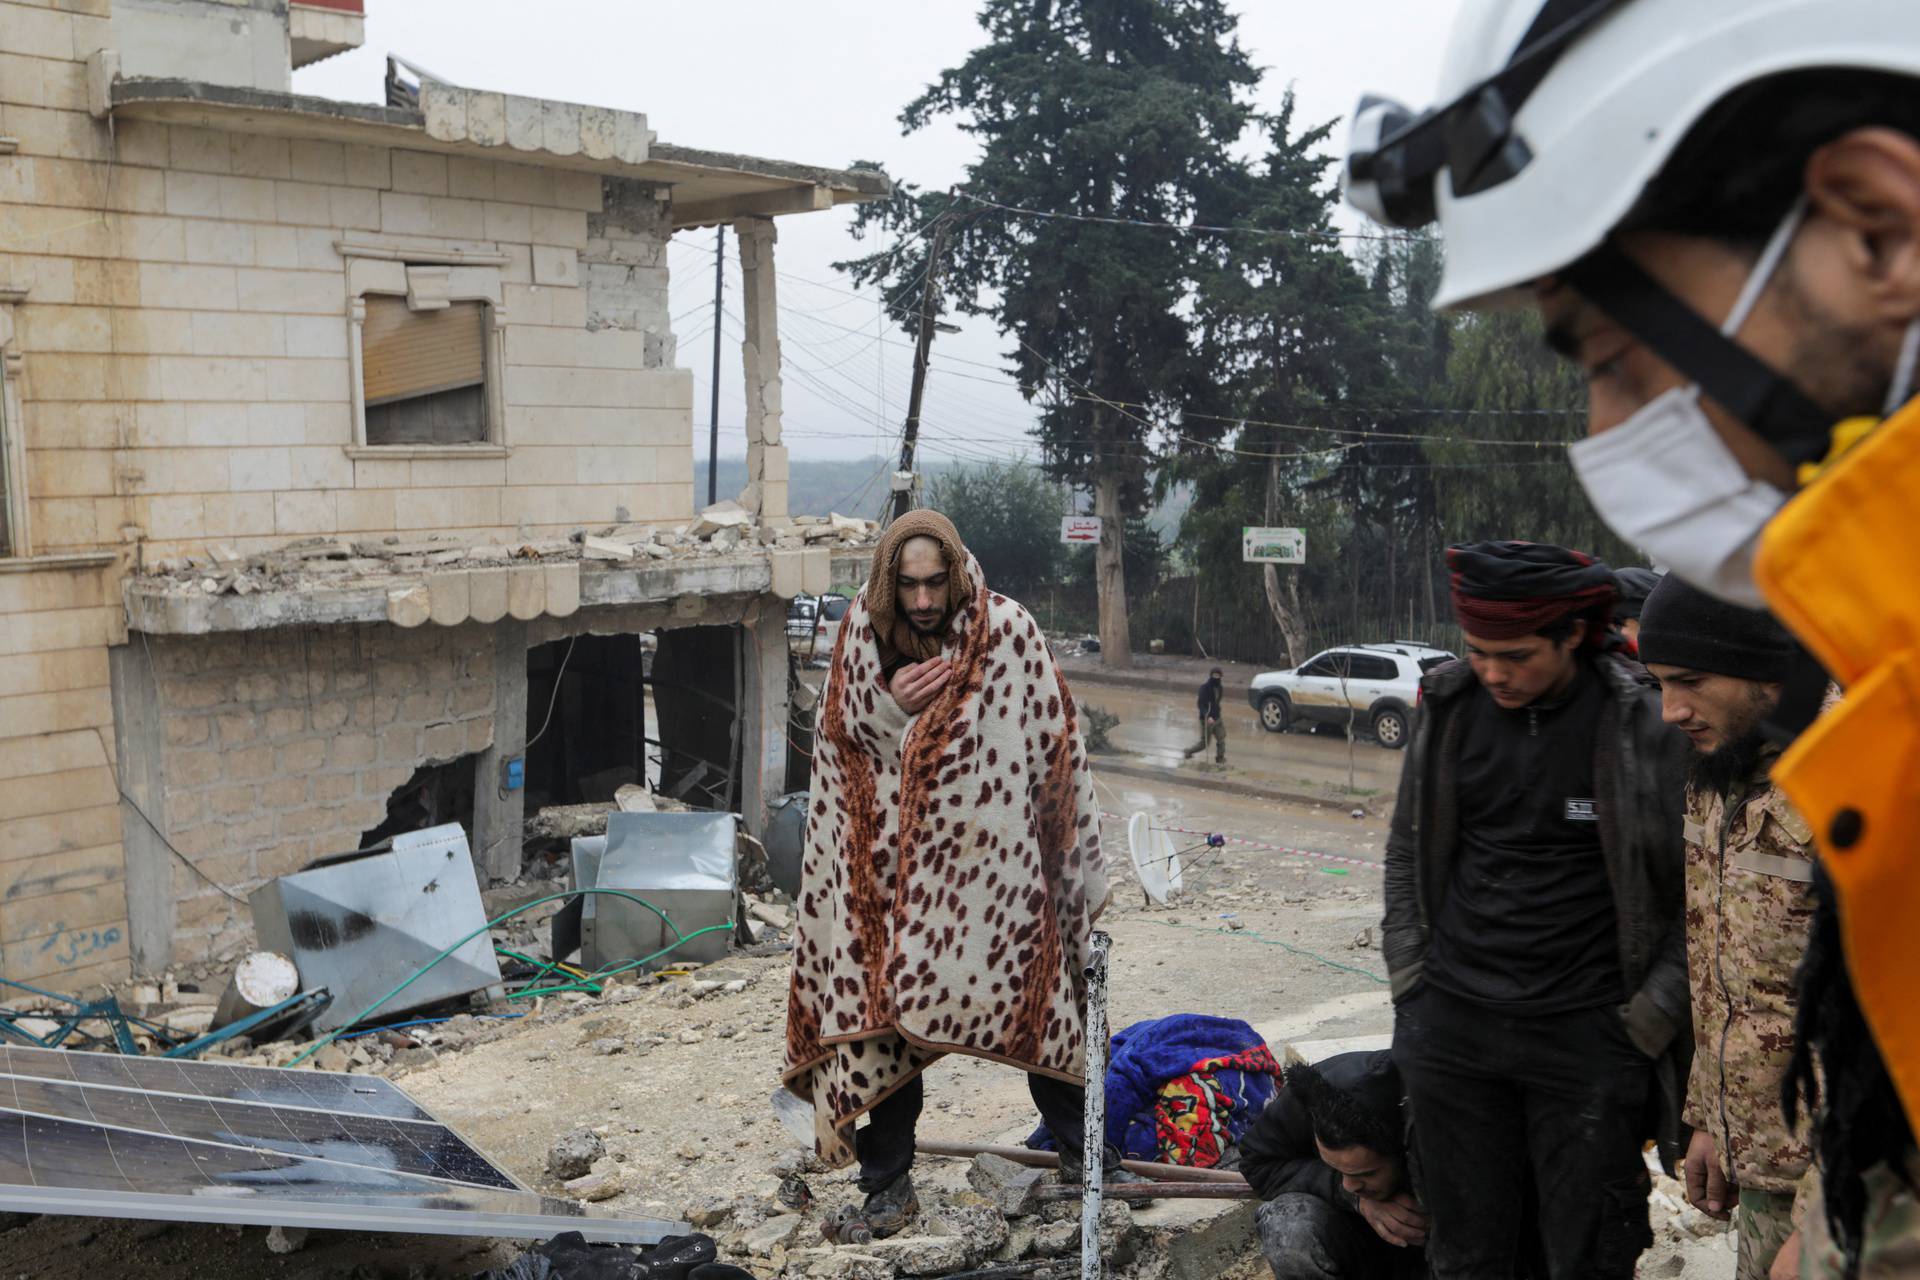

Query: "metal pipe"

xmin=912 ymin=1139 xmax=1248 ymax=1186
xmin=1081 ymin=929 xmax=1110 ymax=1280
xmin=1038 ymin=1183 xmax=1257 ymax=1203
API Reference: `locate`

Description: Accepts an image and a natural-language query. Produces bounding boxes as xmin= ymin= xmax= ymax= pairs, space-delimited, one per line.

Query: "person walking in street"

xmin=1242 ymin=1052 xmax=1429 ymax=1280
xmin=1338 ymin=6 xmax=1920 ymax=1269
xmin=1187 ymin=667 xmax=1226 ymax=764
xmin=1385 ymin=540 xmax=1692 ymax=1279
xmin=783 ymin=509 xmax=1117 ymax=1242
xmin=1637 ymin=575 xmax=1823 ymax=1280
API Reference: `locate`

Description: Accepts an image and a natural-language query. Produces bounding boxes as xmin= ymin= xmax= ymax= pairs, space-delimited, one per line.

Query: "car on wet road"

xmin=1247 ymin=642 xmax=1455 ymax=750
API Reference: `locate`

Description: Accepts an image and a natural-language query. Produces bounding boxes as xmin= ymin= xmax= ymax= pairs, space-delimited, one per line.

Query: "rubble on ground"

xmin=131 ymin=500 xmax=883 ymax=597
xmin=546 ymin=1128 xmax=606 ymax=1181
xmin=674 ymin=1147 xmax=1162 ymax=1280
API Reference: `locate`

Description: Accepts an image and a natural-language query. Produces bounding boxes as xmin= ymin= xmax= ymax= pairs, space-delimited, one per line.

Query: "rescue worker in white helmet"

xmin=1340 ymin=3 xmax=1920 ymax=1276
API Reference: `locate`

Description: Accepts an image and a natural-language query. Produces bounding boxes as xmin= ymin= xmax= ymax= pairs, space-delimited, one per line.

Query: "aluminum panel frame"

xmin=0 ymin=1183 xmax=686 ymax=1244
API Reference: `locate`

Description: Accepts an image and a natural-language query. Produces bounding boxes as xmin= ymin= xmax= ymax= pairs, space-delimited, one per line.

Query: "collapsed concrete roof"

xmin=98 ymin=72 xmax=892 ymax=231
xmin=124 ymin=515 xmax=876 ymax=635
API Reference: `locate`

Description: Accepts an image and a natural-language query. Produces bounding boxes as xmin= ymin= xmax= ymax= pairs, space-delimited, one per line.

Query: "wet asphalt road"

xmin=1072 ymin=679 xmax=1405 ymax=801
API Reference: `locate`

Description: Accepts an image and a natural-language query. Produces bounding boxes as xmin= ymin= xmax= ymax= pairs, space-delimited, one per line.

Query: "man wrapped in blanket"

xmin=783 ymin=509 xmax=1123 ymax=1241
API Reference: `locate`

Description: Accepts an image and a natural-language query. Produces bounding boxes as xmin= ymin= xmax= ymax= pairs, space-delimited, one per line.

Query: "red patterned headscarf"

xmin=1448 ymin=541 xmax=1617 ymax=647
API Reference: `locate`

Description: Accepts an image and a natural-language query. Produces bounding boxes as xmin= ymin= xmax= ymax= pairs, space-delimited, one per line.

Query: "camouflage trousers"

xmin=1189 ymin=715 xmax=1225 ymax=763
xmin=1736 ymin=1188 xmax=1795 ymax=1280
xmin=1802 ymin=1158 xmax=1920 ymax=1279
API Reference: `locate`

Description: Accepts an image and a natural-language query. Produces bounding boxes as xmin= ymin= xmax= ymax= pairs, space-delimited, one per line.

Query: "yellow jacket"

xmin=1755 ymin=395 xmax=1920 ymax=1131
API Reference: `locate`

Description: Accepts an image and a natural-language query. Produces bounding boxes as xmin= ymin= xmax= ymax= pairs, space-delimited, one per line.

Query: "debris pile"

xmin=675 ymin=1148 xmax=1154 ymax=1280
xmin=133 ymin=499 xmax=882 ymax=597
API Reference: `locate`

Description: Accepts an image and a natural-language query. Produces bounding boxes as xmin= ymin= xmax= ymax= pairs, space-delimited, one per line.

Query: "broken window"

xmin=360 ymin=755 xmax=479 ymax=851
xmin=361 ymin=295 xmax=490 ymax=446
xmin=522 ymin=629 xmax=743 ymax=817
xmin=524 ymin=634 xmax=651 ymax=810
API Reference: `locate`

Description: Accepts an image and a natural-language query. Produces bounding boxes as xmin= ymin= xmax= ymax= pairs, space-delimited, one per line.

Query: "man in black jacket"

xmin=1185 ymin=667 xmax=1226 ymax=763
xmin=1242 ymin=1053 xmax=1427 ymax=1279
xmin=1386 ymin=541 xmax=1692 ymax=1280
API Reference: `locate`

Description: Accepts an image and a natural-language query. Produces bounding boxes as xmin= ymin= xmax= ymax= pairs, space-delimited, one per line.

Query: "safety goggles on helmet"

xmin=1345 ymin=0 xmax=1629 ymax=230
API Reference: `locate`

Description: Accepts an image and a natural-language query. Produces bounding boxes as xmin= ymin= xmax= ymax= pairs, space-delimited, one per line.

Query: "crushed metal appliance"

xmin=250 ymin=824 xmax=504 ymax=1032
xmin=569 ymin=811 xmax=739 ymax=971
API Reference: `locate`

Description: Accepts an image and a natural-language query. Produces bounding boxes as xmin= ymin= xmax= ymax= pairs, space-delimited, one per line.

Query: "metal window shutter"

xmin=362 ymin=297 xmax=485 ymax=405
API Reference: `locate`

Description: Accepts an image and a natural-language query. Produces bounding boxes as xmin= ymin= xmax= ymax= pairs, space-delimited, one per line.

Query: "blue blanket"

xmin=1029 ymin=1013 xmax=1280 ymax=1163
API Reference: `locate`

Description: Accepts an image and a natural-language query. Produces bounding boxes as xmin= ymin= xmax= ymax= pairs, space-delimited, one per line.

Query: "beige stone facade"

xmin=0 ymin=0 xmax=886 ymax=990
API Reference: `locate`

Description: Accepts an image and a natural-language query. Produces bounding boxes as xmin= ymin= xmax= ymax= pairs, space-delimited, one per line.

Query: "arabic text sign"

xmin=1060 ymin=516 xmax=1102 ymax=545
xmin=1243 ymin=526 xmax=1306 ymax=564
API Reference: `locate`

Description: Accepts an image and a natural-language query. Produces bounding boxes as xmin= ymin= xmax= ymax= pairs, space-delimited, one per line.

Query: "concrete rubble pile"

xmin=131 ymin=499 xmax=882 ymax=598
xmin=673 ymin=1145 xmax=1243 ymax=1280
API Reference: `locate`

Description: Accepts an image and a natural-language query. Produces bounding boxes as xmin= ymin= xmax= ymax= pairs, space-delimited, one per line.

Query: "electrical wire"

xmin=951 ymin=189 xmax=1420 ymax=244
xmin=91 ymin=724 xmax=249 ymax=905
xmin=522 ymin=635 xmax=577 ymax=753
xmin=1147 ymin=918 xmax=1388 ymax=985
xmin=286 ymin=887 xmax=731 ymax=1067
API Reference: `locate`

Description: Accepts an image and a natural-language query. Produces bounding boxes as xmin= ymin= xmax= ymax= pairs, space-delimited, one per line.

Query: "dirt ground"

xmin=0 ymin=682 xmax=1734 ymax=1277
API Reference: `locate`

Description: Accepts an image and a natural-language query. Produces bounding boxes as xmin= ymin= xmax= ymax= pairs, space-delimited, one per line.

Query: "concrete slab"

xmin=124 ymin=547 xmax=870 ymax=635
xmin=427 ymin=570 xmax=470 ymax=626
xmin=801 ymin=546 xmax=832 ymax=596
xmin=468 ymin=567 xmax=508 ymax=623
xmin=544 ymin=563 xmax=580 ymax=618
xmin=506 ymin=565 xmax=545 ymax=620
xmin=387 ymin=584 xmax=429 ymax=628
xmin=769 ymin=549 xmax=803 ymax=599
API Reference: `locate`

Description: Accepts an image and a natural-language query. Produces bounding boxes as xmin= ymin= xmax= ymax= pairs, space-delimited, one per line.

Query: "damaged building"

xmin=0 ymin=0 xmax=888 ymax=988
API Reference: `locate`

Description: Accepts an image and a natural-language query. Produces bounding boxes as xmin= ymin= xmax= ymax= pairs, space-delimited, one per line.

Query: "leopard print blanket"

xmin=782 ymin=558 xmax=1110 ymax=1166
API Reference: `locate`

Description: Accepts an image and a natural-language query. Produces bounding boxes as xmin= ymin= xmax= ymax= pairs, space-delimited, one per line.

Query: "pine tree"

xmin=853 ymin=0 xmax=1258 ymax=667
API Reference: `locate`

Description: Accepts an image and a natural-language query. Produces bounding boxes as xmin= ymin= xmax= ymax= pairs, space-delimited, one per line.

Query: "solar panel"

xmin=0 ymin=1046 xmax=683 ymax=1244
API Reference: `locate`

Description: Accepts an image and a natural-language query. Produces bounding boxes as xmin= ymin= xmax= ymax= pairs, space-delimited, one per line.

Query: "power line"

xmin=776 ymin=293 xmax=1582 ymax=447
xmin=951 ymin=189 xmax=1423 ymax=244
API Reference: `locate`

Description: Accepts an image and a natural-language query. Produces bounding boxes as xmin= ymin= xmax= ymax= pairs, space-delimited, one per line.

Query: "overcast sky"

xmin=295 ymin=1 xmax=1463 ymax=473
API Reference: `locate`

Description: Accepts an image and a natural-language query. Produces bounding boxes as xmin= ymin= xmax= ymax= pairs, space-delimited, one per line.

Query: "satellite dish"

xmin=1126 ymin=812 xmax=1183 ymax=905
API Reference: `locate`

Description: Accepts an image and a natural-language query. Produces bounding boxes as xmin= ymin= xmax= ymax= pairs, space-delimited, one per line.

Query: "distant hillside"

xmin=696 ymin=455 xmax=955 ymax=519
xmin=694 ymin=455 xmax=1191 ymax=534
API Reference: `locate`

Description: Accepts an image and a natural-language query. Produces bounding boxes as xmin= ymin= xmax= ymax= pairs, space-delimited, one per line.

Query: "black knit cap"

xmin=1611 ymin=567 xmax=1663 ymax=623
xmin=1636 ymin=573 xmax=1797 ymax=682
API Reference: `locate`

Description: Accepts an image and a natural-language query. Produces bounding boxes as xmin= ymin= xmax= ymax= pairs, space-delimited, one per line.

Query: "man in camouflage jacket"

xmin=1637 ymin=576 xmax=1821 ymax=1280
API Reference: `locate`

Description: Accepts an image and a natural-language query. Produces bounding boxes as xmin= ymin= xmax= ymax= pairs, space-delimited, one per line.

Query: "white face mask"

xmin=1569 ymin=386 xmax=1786 ymax=608
xmin=1568 ymin=199 xmax=1808 ymax=610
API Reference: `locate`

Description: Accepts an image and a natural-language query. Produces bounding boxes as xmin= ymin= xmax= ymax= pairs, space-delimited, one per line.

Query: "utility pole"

xmin=891 ymin=213 xmax=955 ymax=525
xmin=706 ymin=223 xmax=724 ymax=507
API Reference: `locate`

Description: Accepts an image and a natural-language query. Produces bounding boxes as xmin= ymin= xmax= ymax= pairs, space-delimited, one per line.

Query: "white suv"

xmin=1247 ymin=642 xmax=1456 ymax=750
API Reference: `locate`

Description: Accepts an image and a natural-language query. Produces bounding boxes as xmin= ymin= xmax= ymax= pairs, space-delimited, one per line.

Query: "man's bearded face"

xmin=896 ymin=536 xmax=953 ymax=635
xmin=1646 ymin=662 xmax=1783 ymax=794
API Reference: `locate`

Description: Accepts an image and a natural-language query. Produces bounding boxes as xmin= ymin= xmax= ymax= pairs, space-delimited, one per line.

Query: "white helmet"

xmin=1344 ymin=0 xmax=1920 ymax=311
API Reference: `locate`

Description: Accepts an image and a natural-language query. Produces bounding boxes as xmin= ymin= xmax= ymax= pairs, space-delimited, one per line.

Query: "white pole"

xmin=1081 ymin=929 xmax=1111 ymax=1280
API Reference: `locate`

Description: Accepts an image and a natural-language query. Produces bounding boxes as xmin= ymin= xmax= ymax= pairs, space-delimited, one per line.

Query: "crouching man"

xmin=1241 ymin=1053 xmax=1427 ymax=1279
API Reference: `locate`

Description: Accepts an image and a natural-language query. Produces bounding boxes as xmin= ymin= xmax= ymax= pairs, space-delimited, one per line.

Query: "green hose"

xmin=505 ymin=924 xmax=734 ymax=999
xmin=494 ymin=946 xmax=581 ymax=988
xmin=287 ymin=887 xmax=717 ymax=1067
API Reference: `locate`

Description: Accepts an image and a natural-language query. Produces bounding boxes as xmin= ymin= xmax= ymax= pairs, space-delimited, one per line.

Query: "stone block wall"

xmin=0 ymin=0 xmax=699 ymax=984
xmin=0 ymin=558 xmax=126 ymax=992
xmin=116 ymin=620 xmax=496 ymax=967
xmin=0 ymin=0 xmax=693 ymax=567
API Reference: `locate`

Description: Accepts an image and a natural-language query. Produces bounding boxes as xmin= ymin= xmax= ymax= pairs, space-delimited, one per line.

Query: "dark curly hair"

xmin=1285 ymin=1061 xmax=1401 ymax=1158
